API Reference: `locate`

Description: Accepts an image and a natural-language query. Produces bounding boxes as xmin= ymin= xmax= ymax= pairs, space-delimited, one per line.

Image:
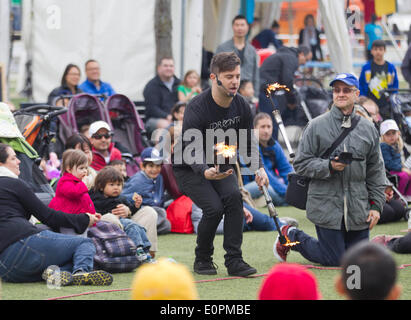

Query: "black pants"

xmin=173 ymin=167 xmax=244 ymax=267
xmin=388 ymin=232 xmax=411 ymax=254
xmin=379 ymin=199 xmax=406 ymax=224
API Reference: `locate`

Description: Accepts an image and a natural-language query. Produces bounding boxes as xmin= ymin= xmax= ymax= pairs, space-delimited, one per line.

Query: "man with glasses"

xmin=89 ymin=121 xmax=122 ymax=171
xmin=79 ymin=60 xmax=116 ymax=97
xmin=273 ymin=73 xmax=386 ymax=266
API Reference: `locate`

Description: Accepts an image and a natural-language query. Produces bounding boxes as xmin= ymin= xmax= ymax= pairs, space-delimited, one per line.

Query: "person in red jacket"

xmin=89 ymin=121 xmax=122 ymax=171
xmin=49 ymin=149 xmax=96 ymax=236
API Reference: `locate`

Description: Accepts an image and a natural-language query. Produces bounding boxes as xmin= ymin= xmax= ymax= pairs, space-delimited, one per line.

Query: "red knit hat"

xmin=258 ymin=263 xmax=321 ymax=300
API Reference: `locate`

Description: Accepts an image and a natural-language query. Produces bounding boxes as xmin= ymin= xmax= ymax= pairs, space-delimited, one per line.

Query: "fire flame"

xmin=282 ymin=235 xmax=300 ymax=247
xmin=266 ymin=83 xmax=290 ymax=95
xmin=215 ymin=143 xmax=237 ymax=159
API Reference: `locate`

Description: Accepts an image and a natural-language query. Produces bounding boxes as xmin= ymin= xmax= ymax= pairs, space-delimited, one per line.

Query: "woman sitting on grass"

xmin=0 ymin=143 xmax=112 ymax=286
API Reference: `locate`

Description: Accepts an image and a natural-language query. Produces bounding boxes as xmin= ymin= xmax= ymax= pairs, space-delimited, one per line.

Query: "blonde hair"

xmin=381 ymin=130 xmax=404 ymax=151
xmin=61 ymin=149 xmax=88 ymax=174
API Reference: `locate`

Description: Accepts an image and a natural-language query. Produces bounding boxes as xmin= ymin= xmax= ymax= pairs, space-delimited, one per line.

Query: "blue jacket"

xmin=359 ymin=61 xmax=398 ymax=99
xmin=380 ymin=142 xmax=402 ymax=172
xmin=79 ymin=79 xmax=116 ymax=97
xmin=242 ymin=138 xmax=293 ymax=196
xmin=121 ymin=171 xmax=164 ymax=207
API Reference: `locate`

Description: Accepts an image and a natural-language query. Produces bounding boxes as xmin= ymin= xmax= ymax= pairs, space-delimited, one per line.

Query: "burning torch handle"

xmin=272 ymin=109 xmax=295 ymax=158
xmin=256 ymin=171 xmax=287 ymax=244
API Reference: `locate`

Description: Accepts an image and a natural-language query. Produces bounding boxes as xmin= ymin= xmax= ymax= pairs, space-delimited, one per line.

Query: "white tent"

xmin=22 ymin=0 xmax=203 ymax=102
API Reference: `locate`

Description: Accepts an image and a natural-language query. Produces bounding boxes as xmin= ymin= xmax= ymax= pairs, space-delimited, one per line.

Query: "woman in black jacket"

xmin=0 ymin=143 xmax=112 ymax=286
xmin=298 ymin=14 xmax=323 ymax=61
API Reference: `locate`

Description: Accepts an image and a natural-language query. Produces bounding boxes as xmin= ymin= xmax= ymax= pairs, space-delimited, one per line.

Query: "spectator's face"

xmin=85 ymin=61 xmax=101 ymax=82
xmin=173 ymin=106 xmax=185 ymax=122
xmin=332 ymin=81 xmax=359 ymax=110
xmin=2 ymin=147 xmax=20 ymax=176
xmin=232 ymin=18 xmax=249 ymax=38
xmin=239 ymin=81 xmax=254 ymax=98
xmin=141 ymin=162 xmax=162 ymax=180
xmin=90 ymin=128 xmax=112 ymax=153
xmin=103 ymin=181 xmax=123 ymax=197
xmin=255 ymin=117 xmax=273 ymax=144
xmin=363 ymin=102 xmax=381 ymax=123
xmin=113 ymin=163 xmax=127 ymax=178
xmin=74 ymin=142 xmax=93 ymax=166
xmin=371 ymin=46 xmax=385 ymax=61
xmin=65 ymin=67 xmax=81 ymax=87
xmin=298 ymin=52 xmax=312 ymax=65
xmin=186 ymin=72 xmax=199 ymax=88
xmin=157 ymin=59 xmax=175 ymax=80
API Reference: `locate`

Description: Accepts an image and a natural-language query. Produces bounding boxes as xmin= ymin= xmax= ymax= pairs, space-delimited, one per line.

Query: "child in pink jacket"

xmin=49 ymin=149 xmax=96 ymax=236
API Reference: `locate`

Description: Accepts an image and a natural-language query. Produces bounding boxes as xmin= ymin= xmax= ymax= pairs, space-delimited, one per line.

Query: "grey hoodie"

xmin=293 ymin=105 xmax=386 ymax=231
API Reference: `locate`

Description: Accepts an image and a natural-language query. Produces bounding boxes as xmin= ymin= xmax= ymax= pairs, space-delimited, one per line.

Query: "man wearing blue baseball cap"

xmin=273 ymin=72 xmax=386 ymax=266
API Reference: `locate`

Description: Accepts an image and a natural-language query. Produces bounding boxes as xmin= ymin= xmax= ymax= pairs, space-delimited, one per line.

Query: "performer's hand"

xmin=255 ymin=168 xmax=269 ymax=188
xmin=367 ymin=209 xmax=380 ymax=230
xmin=243 ymin=207 xmax=253 ymax=224
xmin=204 ymin=167 xmax=233 ymax=180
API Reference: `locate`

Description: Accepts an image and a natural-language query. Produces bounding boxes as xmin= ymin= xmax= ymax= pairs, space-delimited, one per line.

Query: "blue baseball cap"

xmin=329 ymin=73 xmax=359 ymax=89
xmin=141 ymin=147 xmax=164 ymax=164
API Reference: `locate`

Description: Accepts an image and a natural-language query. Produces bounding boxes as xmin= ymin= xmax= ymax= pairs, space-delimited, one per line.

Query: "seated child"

xmin=109 ymin=159 xmax=129 ymax=182
xmin=89 ymin=166 xmax=152 ymax=262
xmin=122 ymin=147 xmax=171 ymax=235
xmin=48 ymin=149 xmax=96 ymax=236
xmin=380 ymin=119 xmax=411 ymax=201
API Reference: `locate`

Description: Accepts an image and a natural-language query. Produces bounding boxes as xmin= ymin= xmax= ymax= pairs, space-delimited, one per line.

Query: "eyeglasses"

xmin=332 ymin=87 xmax=357 ymax=94
xmin=92 ymin=132 xmax=113 ymax=140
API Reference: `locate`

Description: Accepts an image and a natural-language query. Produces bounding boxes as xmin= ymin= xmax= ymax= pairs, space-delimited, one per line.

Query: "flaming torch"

xmin=214 ymin=142 xmax=237 ymax=173
xmin=265 ymin=83 xmax=295 ymax=158
xmin=256 ymin=170 xmax=300 ymax=247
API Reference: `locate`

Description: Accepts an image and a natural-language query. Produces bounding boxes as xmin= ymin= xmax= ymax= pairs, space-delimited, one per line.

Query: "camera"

xmin=330 ymin=151 xmax=364 ymax=165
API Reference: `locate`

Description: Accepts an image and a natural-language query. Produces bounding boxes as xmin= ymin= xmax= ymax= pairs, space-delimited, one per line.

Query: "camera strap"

xmin=321 ymin=115 xmax=360 ymax=159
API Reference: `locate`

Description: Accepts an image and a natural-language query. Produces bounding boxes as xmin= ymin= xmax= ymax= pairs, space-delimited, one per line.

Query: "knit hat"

xmin=258 ymin=263 xmax=321 ymax=300
xmin=131 ymin=258 xmax=198 ymax=300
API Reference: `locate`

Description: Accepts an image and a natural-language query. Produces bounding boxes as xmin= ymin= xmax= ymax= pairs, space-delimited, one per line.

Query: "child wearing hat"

xmin=122 ymin=147 xmax=171 ymax=235
xmin=380 ymin=119 xmax=411 ymax=200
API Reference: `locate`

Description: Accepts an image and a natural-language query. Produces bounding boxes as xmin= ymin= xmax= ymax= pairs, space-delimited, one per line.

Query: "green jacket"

xmin=293 ymin=105 xmax=386 ymax=231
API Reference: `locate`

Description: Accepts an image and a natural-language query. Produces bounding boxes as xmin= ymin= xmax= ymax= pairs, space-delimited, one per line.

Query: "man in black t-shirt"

xmin=172 ymin=52 xmax=269 ymax=277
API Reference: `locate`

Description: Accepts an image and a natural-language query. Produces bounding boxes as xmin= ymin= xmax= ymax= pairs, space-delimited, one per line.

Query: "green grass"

xmin=2 ymin=206 xmax=411 ymax=300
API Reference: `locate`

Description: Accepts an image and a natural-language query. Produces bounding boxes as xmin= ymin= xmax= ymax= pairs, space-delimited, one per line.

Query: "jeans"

xmin=120 ymin=218 xmax=151 ymax=251
xmin=243 ymin=202 xmax=279 ymax=232
xmin=0 ymin=230 xmax=96 ymax=283
xmin=244 ymin=181 xmax=287 ymax=206
xmin=388 ymin=232 xmax=411 ymax=253
xmin=288 ymin=219 xmax=369 ymax=266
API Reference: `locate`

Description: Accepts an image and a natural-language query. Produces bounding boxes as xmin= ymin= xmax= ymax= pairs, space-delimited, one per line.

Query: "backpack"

xmin=87 ymin=221 xmax=140 ymax=273
xmin=166 ymin=195 xmax=194 ymax=234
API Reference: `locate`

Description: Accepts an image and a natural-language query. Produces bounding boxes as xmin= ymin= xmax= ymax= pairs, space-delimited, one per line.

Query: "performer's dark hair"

xmin=210 ymin=52 xmax=241 ymax=75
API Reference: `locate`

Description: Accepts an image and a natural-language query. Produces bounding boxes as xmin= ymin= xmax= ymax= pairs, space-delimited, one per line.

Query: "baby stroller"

xmin=383 ymin=88 xmax=411 ymax=145
xmin=58 ymin=93 xmax=113 ymax=146
xmin=294 ymin=77 xmax=332 ymax=122
xmin=106 ymin=94 xmax=151 ymax=176
xmin=14 ymin=104 xmax=67 ymax=160
xmin=0 ymin=103 xmax=55 ymax=206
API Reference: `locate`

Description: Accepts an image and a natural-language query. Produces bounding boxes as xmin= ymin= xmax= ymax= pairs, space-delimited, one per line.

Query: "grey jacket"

xmin=293 ymin=105 xmax=386 ymax=231
xmin=216 ymin=39 xmax=259 ymax=92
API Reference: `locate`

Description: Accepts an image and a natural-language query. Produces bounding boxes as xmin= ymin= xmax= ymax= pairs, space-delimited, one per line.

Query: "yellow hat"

xmin=131 ymin=258 xmax=198 ymax=300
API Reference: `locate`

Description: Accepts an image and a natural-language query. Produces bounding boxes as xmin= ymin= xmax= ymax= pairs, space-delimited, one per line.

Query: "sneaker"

xmin=193 ymin=259 xmax=218 ymax=275
xmin=72 ymin=270 xmax=113 ymax=286
xmin=227 ymin=259 xmax=257 ymax=277
xmin=42 ymin=265 xmax=73 ymax=287
xmin=273 ymin=224 xmax=294 ymax=262
xmin=371 ymin=235 xmax=402 ymax=247
xmin=136 ymin=247 xmax=148 ymax=263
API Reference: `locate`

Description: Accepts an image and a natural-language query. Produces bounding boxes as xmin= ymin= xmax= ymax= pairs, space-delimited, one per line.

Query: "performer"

xmin=172 ymin=52 xmax=268 ymax=277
